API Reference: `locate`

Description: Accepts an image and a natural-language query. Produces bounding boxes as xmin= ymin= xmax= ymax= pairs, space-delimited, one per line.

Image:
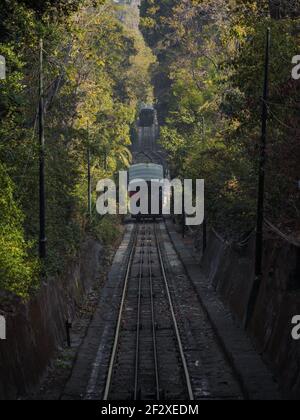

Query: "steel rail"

xmin=134 ymin=223 xmax=145 ymax=400
xmin=148 ymin=226 xmax=160 ymax=400
xmin=154 ymin=224 xmax=195 ymax=401
xmin=103 ymin=225 xmax=138 ymax=401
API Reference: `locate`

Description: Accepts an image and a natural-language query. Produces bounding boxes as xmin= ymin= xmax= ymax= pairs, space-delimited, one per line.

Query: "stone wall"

xmin=201 ymin=228 xmax=300 ymax=399
xmin=0 ymin=238 xmax=104 ymax=400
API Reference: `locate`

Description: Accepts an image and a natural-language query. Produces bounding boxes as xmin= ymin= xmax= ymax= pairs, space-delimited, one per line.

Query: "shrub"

xmin=0 ymin=163 xmax=39 ymax=297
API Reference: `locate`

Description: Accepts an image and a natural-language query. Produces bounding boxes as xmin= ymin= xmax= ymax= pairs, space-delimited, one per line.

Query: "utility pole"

xmin=203 ymin=218 xmax=207 ymax=255
xmin=39 ymin=39 xmax=47 ymax=259
xmin=87 ymin=125 xmax=92 ymax=220
xmin=201 ymin=116 xmax=205 ymax=140
xmin=182 ymin=184 xmax=186 ymax=238
xmin=245 ymin=28 xmax=271 ymax=329
xmin=201 ymin=116 xmax=207 ymax=255
xmin=255 ymin=28 xmax=271 ymax=278
xmin=104 ymin=147 xmax=107 ymax=171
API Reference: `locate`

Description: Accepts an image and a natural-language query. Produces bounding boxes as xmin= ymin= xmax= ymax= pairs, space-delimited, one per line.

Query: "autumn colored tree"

xmin=0 ymin=0 xmax=154 ymax=296
xmin=141 ymin=0 xmax=300 ymax=236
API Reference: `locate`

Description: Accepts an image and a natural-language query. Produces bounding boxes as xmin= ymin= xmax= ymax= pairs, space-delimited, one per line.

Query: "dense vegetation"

xmin=140 ymin=0 xmax=300 ymax=237
xmin=0 ymin=0 xmax=299 ymax=297
xmin=0 ymin=0 xmax=153 ymax=296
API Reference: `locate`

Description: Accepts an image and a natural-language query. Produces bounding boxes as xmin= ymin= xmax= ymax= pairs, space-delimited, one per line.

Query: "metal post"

xmin=39 ymin=39 xmax=47 ymax=259
xmin=182 ymin=213 xmax=186 ymax=238
xmin=171 ymin=187 xmax=176 ymax=224
xmin=255 ymin=28 xmax=270 ymax=277
xmin=104 ymin=147 xmax=108 ymax=171
xmin=245 ymin=28 xmax=271 ymax=329
xmin=182 ymin=187 xmax=185 ymax=238
xmin=87 ymin=128 xmax=92 ymax=219
xmin=201 ymin=116 xmax=207 ymax=255
xmin=203 ymin=218 xmax=207 ymax=255
xmin=66 ymin=320 xmax=72 ymax=348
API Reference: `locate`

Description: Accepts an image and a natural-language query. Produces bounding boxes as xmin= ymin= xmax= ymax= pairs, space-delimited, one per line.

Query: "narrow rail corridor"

xmin=0 ymin=0 xmax=297 ymax=403
xmin=104 ymin=223 xmax=194 ymax=400
xmin=63 ymin=220 xmax=252 ymax=400
xmin=60 ymin=124 xmax=279 ymax=401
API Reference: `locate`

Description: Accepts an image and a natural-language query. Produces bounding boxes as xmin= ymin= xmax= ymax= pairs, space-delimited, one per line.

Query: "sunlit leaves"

xmin=141 ymin=0 xmax=300 ymax=236
xmin=0 ymin=163 xmax=39 ymax=297
xmin=0 ymin=0 xmax=152 ymax=295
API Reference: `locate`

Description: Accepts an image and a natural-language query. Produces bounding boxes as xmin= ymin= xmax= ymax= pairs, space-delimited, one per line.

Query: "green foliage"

xmin=141 ymin=0 xmax=300 ymax=237
xmin=0 ymin=163 xmax=39 ymax=297
xmin=0 ymin=0 xmax=154 ymax=296
xmin=90 ymin=215 xmax=123 ymax=246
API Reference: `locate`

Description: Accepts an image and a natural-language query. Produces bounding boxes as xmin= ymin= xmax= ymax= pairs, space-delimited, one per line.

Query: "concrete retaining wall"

xmin=0 ymin=238 xmax=104 ymax=400
xmin=201 ymin=229 xmax=300 ymax=399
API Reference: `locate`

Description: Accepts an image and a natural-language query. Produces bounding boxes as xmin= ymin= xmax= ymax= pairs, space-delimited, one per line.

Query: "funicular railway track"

xmin=61 ymin=113 xmax=277 ymax=401
xmin=133 ymin=150 xmax=154 ymax=164
xmin=101 ymin=149 xmax=245 ymax=401
xmin=103 ymin=222 xmax=194 ymax=401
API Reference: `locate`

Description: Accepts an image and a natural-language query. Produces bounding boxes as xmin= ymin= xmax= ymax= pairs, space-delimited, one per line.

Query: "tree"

xmin=0 ymin=0 xmax=154 ymax=296
xmin=140 ymin=0 xmax=300 ymax=237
